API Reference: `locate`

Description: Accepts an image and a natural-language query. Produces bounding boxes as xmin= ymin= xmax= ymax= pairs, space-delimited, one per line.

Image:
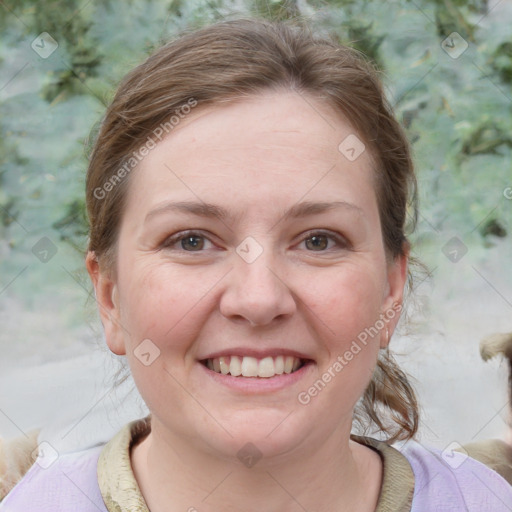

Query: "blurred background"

xmin=0 ymin=0 xmax=511 ymax=455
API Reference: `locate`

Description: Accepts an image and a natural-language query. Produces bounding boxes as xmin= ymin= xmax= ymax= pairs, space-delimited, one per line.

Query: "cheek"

xmin=299 ymin=262 xmax=386 ymax=343
xmin=115 ymin=262 xmax=219 ymax=422
xmin=116 ymin=260 xmax=221 ymax=350
xmin=297 ymin=267 xmax=384 ymax=414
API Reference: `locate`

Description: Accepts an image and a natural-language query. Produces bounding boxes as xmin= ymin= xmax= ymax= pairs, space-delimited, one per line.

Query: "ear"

xmin=380 ymin=245 xmax=409 ymax=349
xmin=86 ymin=251 xmax=126 ymax=356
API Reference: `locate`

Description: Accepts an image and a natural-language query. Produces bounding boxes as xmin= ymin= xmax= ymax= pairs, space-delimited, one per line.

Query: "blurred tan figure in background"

xmin=464 ymin=332 xmax=512 ymax=483
xmin=0 ymin=430 xmax=38 ymax=499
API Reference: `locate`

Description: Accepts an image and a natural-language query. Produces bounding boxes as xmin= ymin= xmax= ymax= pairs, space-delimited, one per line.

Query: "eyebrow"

xmin=145 ymin=201 xmax=232 ymax=224
xmin=144 ymin=200 xmax=363 ymax=225
xmin=281 ymin=201 xmax=363 ymax=221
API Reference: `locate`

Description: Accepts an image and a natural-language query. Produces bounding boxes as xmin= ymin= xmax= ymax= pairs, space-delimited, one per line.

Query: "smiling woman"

xmin=1 ymin=16 xmax=512 ymax=512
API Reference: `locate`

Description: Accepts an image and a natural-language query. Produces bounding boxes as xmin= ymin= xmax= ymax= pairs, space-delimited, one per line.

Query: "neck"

xmin=131 ymin=418 xmax=382 ymax=512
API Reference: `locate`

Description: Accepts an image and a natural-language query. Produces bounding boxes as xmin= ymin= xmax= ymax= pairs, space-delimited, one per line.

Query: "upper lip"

xmin=199 ymin=347 xmax=313 ymax=361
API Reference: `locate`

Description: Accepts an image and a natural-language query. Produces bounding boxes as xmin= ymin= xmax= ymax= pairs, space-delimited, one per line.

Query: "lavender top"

xmin=1 ymin=436 xmax=511 ymax=511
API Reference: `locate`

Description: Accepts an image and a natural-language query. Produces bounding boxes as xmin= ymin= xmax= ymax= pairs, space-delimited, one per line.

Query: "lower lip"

xmin=198 ymin=361 xmax=314 ymax=393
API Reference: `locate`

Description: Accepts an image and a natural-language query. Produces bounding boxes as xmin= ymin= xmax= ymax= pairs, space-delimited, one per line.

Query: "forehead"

xmin=125 ymin=91 xmax=376 ymax=215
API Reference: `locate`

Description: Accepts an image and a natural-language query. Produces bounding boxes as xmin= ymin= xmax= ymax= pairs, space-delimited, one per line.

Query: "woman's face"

xmin=88 ymin=90 xmax=407 ymax=460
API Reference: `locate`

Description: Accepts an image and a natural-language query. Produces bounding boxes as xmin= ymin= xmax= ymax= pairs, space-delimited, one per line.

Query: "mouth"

xmin=200 ymin=355 xmax=308 ymax=378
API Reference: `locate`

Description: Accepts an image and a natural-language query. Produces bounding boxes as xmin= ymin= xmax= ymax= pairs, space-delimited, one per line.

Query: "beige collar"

xmin=97 ymin=417 xmax=414 ymax=512
xmin=97 ymin=416 xmax=151 ymax=512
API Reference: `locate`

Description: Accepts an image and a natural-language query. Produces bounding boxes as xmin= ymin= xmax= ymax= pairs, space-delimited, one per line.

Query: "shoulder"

xmin=0 ymin=417 xmax=150 ymax=512
xmin=399 ymin=439 xmax=512 ymax=511
xmin=0 ymin=444 xmax=107 ymax=512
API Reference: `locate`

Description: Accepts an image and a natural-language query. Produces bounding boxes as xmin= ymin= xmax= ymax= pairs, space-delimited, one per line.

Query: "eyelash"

xmin=161 ymin=229 xmax=350 ymax=253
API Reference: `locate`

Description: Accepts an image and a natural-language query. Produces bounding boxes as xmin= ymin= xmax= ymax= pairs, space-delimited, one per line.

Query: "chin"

xmin=200 ymin=406 xmax=316 ymax=463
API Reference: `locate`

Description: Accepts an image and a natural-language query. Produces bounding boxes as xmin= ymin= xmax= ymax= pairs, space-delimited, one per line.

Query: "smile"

xmin=202 ymin=355 xmax=305 ymax=378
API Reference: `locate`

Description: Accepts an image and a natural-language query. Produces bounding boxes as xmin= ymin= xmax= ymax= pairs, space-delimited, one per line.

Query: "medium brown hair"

xmin=86 ymin=17 xmax=419 ymax=442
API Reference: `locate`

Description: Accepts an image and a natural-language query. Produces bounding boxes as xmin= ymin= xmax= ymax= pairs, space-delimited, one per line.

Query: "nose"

xmin=219 ymin=251 xmax=296 ymax=326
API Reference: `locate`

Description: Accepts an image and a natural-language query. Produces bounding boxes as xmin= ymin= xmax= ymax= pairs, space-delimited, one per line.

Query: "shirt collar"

xmin=98 ymin=417 xmax=414 ymax=512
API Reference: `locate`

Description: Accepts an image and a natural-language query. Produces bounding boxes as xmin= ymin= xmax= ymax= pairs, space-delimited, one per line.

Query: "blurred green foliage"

xmin=0 ymin=0 xmax=510 ymax=276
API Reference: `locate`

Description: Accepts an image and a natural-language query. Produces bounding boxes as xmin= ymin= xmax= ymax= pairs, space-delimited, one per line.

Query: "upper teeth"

xmin=205 ymin=355 xmax=302 ymax=378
